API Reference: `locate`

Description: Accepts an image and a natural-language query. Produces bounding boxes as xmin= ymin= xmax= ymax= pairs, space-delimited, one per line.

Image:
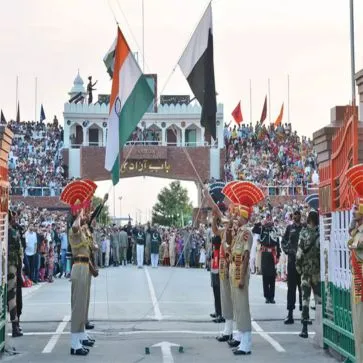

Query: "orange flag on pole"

xmin=231 ymin=101 xmax=243 ymax=125
xmin=274 ymin=103 xmax=284 ymax=126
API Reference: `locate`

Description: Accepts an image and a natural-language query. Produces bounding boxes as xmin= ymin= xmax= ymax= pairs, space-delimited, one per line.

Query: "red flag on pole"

xmin=259 ymin=95 xmax=267 ymax=124
xmin=231 ymin=101 xmax=243 ymax=125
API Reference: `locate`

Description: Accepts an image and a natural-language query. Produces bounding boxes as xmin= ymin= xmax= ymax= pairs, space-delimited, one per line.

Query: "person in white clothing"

xmin=134 ymin=226 xmax=146 ymax=268
xmin=25 ymin=224 xmax=38 ymax=282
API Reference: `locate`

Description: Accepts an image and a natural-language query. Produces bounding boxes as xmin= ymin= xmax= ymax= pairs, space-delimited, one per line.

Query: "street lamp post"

xmin=118 ymin=196 xmax=123 ymax=220
xmin=350 ymin=0 xmax=356 ymax=105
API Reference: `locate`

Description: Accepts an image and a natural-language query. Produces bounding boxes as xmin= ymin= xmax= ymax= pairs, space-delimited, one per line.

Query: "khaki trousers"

xmin=71 ymin=263 xmax=90 ymax=333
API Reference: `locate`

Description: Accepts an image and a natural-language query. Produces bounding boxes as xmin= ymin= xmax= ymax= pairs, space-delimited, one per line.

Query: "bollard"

xmin=179 ymin=346 xmax=184 ymax=353
xmin=145 ymin=347 xmax=150 ymax=355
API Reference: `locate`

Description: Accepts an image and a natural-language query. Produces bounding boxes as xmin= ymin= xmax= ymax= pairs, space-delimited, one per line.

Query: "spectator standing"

xmin=25 ymin=224 xmax=38 ymax=283
xmin=119 ymin=228 xmax=128 ymax=266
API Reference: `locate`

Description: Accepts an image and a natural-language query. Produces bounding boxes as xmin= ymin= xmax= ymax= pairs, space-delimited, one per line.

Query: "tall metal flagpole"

xmin=249 ymin=79 xmax=252 ymax=123
xmin=35 ymin=77 xmax=38 ymax=122
xmin=142 ymin=0 xmax=145 ymax=72
xmin=350 ymin=0 xmax=356 ymax=105
xmin=16 ymin=76 xmax=18 ymax=116
xmin=287 ymin=74 xmax=290 ymax=124
xmin=268 ymin=78 xmax=271 ymax=123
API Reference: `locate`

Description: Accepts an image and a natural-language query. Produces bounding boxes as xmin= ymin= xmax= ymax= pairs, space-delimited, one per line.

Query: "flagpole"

xmin=142 ymin=0 xmax=145 ymax=72
xmin=268 ymin=78 xmax=271 ymax=123
xmin=15 ymin=76 xmax=18 ymax=117
xmin=249 ymin=79 xmax=252 ymax=123
xmin=350 ymin=0 xmax=356 ymax=105
xmin=287 ymin=74 xmax=290 ymax=124
xmin=35 ymin=77 xmax=38 ymax=122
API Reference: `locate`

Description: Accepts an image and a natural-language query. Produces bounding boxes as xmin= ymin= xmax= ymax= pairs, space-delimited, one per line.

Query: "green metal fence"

xmin=321 ymin=212 xmax=356 ymax=362
xmin=0 ymin=283 xmax=6 ymax=352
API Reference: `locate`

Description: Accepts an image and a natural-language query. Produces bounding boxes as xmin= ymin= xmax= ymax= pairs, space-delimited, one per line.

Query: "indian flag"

xmin=105 ymin=28 xmax=154 ymax=185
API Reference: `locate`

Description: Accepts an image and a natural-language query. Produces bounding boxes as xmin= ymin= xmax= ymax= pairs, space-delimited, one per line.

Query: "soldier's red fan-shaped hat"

xmin=227 ymin=181 xmax=265 ymax=219
xmin=346 ymin=164 xmax=363 ymax=215
xmin=222 ymin=181 xmax=240 ymax=204
xmin=60 ymin=179 xmax=97 ymax=213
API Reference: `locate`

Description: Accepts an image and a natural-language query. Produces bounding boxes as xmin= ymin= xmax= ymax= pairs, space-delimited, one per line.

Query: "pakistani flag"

xmin=104 ymin=28 xmax=154 ymax=185
xmin=178 ymin=3 xmax=217 ymax=139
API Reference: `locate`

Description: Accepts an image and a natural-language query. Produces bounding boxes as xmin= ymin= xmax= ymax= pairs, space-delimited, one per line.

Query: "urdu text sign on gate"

xmin=120 ymin=146 xmax=171 ymax=174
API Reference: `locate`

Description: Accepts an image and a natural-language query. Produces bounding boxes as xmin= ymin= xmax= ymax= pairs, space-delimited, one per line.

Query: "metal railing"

xmin=10 ymin=183 xmax=319 ymax=198
xmin=10 ymin=187 xmax=63 ymax=197
xmin=255 ymin=183 xmax=318 ymax=197
xmin=67 ymin=140 xmax=210 ymax=148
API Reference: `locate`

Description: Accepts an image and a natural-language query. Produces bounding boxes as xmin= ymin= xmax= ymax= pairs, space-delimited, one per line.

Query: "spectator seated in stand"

xmin=8 ymin=118 xmax=70 ymax=196
xmin=223 ymin=121 xmax=319 ymax=196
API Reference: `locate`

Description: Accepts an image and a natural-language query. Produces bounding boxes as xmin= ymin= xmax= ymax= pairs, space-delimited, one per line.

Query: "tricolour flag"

xmin=40 ymin=104 xmax=46 ymax=123
xmin=259 ymin=96 xmax=267 ymax=124
xmin=105 ymin=28 xmax=154 ymax=186
xmin=178 ymin=4 xmax=217 ymax=140
xmin=274 ymin=103 xmax=284 ymax=126
xmin=231 ymin=101 xmax=243 ymax=125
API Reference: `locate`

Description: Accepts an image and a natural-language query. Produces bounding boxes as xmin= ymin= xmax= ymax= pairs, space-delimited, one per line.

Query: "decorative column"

xmin=181 ymin=128 xmax=185 ymax=147
xmin=162 ymin=127 xmax=166 ymax=146
xmin=82 ymin=127 xmax=88 ymax=146
xmin=200 ymin=127 xmax=205 ymax=146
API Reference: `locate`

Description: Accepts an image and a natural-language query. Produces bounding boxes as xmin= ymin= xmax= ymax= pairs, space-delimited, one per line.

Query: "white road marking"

xmin=252 ymin=321 xmax=286 ymax=352
xmin=42 ymin=315 xmax=70 ymax=353
xmin=144 ymin=267 xmax=163 ymax=320
xmin=152 ymin=341 xmax=180 ymax=363
xmin=10 ymin=330 xmax=315 ymax=336
xmin=22 ymin=283 xmax=44 ymax=298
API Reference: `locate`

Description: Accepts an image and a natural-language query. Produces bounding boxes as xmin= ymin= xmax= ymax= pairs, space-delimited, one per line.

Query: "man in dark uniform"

xmin=8 ymin=211 xmax=23 ymax=337
xmin=259 ymin=213 xmax=281 ymax=304
xmin=281 ymin=210 xmax=303 ymax=324
xmin=134 ymin=225 xmax=146 ymax=268
xmin=210 ymin=233 xmax=224 ymax=323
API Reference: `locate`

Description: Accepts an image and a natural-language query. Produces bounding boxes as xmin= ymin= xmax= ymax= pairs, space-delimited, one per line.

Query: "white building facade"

xmin=63 ymin=72 xmax=224 ymax=150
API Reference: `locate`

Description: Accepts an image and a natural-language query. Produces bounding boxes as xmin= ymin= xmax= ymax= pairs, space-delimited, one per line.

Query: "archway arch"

xmin=166 ymin=124 xmax=182 ymax=146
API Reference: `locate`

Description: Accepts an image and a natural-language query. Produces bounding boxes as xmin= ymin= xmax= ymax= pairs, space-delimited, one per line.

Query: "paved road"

xmin=3 ymin=266 xmax=337 ymax=362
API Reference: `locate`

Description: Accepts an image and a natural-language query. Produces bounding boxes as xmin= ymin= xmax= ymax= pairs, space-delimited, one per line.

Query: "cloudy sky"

xmin=1 ymin=0 xmax=363 ymax=221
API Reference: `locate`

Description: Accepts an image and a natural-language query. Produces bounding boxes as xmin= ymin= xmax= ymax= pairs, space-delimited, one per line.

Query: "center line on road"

xmin=144 ymin=267 xmax=163 ymax=321
xmin=252 ymin=320 xmax=286 ymax=353
xmin=42 ymin=315 xmax=70 ymax=353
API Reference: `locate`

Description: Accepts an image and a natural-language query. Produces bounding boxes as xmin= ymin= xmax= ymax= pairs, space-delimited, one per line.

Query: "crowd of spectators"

xmin=10 ymin=202 xmax=68 ymax=286
xmin=8 ymin=118 xmax=69 ymax=196
xmin=224 ymin=122 xmax=319 ymax=196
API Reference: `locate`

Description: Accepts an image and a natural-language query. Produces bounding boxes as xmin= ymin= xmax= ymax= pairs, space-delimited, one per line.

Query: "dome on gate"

xmin=69 ymin=70 xmax=86 ymax=96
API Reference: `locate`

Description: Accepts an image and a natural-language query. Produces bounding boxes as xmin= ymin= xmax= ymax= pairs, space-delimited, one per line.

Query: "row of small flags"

xmin=231 ymin=98 xmax=284 ymax=126
xmin=0 ymin=104 xmax=46 ymax=124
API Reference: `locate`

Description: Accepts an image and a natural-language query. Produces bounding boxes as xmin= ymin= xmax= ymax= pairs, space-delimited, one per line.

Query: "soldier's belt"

xmin=73 ymin=256 xmax=89 ymax=263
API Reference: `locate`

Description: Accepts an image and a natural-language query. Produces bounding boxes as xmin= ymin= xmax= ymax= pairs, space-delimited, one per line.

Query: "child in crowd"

xmin=38 ymin=237 xmax=47 ymax=282
xmin=199 ymin=244 xmax=206 ymax=268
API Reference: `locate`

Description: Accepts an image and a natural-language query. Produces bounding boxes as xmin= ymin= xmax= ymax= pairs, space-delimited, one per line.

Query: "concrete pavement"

xmin=3 ymin=265 xmax=337 ymax=362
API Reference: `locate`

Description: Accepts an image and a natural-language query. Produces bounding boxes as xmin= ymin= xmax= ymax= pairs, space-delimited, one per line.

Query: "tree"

xmin=92 ymin=196 xmax=111 ymax=225
xmin=152 ymin=181 xmax=193 ymax=227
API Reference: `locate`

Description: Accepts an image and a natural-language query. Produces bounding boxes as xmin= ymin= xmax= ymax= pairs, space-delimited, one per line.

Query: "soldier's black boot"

xmin=299 ymin=321 xmax=308 ymax=338
xmin=17 ymin=321 xmax=23 ymax=332
xmin=284 ymin=310 xmax=294 ymax=324
xmin=12 ymin=322 xmax=23 ymax=338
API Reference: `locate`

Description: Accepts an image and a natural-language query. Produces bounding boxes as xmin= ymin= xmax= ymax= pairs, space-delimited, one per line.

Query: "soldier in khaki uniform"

xmin=346 ymin=164 xmax=363 ymax=362
xmin=222 ymin=181 xmax=265 ymax=356
xmin=204 ymin=186 xmax=235 ymax=342
xmin=60 ymin=179 xmax=98 ymax=356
